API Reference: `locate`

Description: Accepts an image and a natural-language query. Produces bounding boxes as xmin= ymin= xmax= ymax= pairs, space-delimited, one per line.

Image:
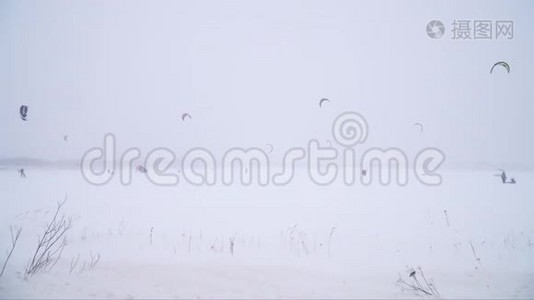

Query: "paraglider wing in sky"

xmin=414 ymin=122 xmax=424 ymax=132
xmin=181 ymin=113 xmax=192 ymax=121
xmin=19 ymin=105 xmax=28 ymax=121
xmin=490 ymin=61 xmax=510 ymax=74
xmin=319 ymin=98 xmax=330 ymax=107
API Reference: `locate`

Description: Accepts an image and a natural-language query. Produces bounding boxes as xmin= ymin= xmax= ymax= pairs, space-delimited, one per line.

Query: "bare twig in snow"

xmin=25 ymin=198 xmax=72 ymax=277
xmin=328 ymin=226 xmax=336 ymax=258
xmin=188 ymin=233 xmax=192 ymax=253
xmin=470 ymin=240 xmax=485 ymax=270
xmin=69 ymin=254 xmax=80 ymax=274
xmin=79 ymin=261 xmax=86 ymax=273
xmin=229 ymin=237 xmax=235 ymax=256
xmin=397 ymin=267 xmax=439 ymax=296
xmin=0 ymin=226 xmax=22 ymax=278
xmin=89 ymin=252 xmax=100 ymax=270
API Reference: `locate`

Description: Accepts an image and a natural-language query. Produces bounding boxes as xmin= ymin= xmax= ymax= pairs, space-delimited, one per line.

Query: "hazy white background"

xmin=1 ymin=2 xmax=534 ymax=298
xmin=1 ymin=0 xmax=533 ymax=169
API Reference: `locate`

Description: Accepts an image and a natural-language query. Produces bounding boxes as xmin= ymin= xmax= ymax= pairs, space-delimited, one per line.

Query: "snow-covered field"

xmin=0 ymin=168 xmax=533 ymax=298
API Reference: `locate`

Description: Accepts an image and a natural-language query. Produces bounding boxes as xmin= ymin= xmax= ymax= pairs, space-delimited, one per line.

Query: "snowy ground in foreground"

xmin=0 ymin=169 xmax=533 ymax=299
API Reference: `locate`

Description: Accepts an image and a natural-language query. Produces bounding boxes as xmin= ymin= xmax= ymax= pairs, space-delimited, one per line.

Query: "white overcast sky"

xmin=0 ymin=0 xmax=533 ymax=169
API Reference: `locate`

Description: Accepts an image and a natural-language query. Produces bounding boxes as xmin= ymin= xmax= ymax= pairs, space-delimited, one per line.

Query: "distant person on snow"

xmin=497 ymin=170 xmax=517 ymax=184
xmin=19 ymin=168 xmax=26 ymax=178
xmin=500 ymin=171 xmax=507 ymax=184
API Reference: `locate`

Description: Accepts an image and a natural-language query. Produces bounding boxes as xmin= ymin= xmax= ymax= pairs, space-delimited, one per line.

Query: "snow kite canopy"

xmin=19 ymin=105 xmax=28 ymax=121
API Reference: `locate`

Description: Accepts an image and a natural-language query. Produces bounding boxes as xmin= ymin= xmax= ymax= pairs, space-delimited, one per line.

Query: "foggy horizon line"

xmin=1 ymin=156 xmax=533 ymax=172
